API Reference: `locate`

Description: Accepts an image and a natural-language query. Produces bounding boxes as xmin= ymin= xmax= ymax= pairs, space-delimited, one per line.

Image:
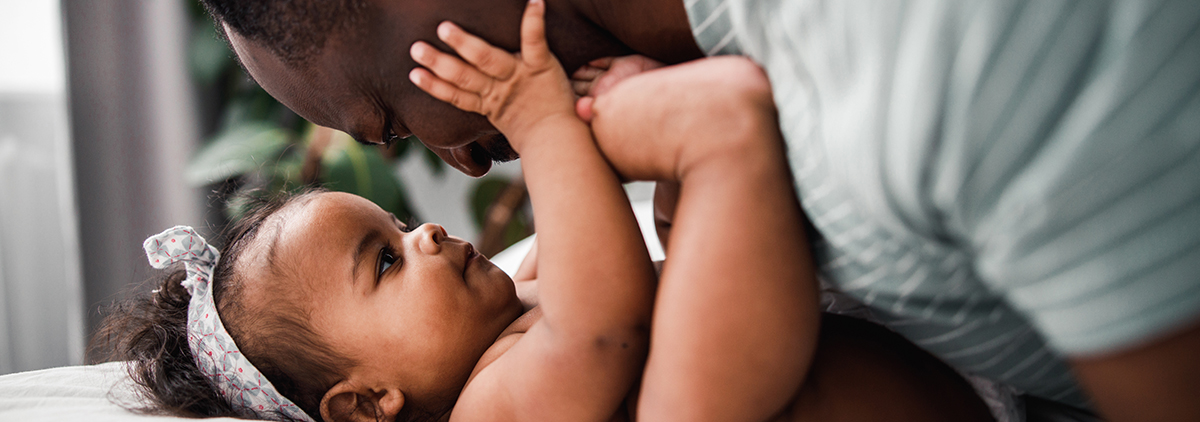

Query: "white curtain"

xmin=0 ymin=0 xmax=203 ymax=375
xmin=0 ymin=0 xmax=84 ymax=374
xmin=63 ymin=0 xmax=204 ymax=359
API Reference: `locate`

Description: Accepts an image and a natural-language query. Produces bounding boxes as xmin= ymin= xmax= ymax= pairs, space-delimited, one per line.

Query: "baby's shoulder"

xmin=465 ymin=307 xmax=542 ymax=384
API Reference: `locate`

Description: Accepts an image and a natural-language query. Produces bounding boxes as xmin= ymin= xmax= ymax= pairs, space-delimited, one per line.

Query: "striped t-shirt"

xmin=684 ymin=0 xmax=1200 ymax=408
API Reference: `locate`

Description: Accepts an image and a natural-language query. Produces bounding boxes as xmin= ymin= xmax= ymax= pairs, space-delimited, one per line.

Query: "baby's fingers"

xmin=409 ymin=68 xmax=484 ymax=114
xmin=519 ymin=0 xmax=551 ymax=66
xmin=436 ymin=22 xmax=515 ymax=79
xmin=411 ymin=41 xmax=493 ymax=94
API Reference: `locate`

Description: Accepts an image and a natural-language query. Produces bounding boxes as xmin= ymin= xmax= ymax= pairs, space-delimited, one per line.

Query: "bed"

xmin=0 ymin=360 xmax=246 ymax=422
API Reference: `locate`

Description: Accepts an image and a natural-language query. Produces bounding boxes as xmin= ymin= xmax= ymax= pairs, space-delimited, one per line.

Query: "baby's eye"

xmin=378 ymin=246 xmax=399 ymax=276
xmin=389 ymin=213 xmax=415 ymax=233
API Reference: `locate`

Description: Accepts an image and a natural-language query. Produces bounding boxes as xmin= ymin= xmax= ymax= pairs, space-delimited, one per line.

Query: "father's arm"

xmin=1071 ymin=319 xmax=1200 ymax=421
xmin=958 ymin=53 xmax=1200 ymax=421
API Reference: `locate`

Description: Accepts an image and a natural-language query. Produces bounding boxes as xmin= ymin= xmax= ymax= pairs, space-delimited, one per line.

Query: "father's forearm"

xmin=1072 ymin=317 xmax=1200 ymax=422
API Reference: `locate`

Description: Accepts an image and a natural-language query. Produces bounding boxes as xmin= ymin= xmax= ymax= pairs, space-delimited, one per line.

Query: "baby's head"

xmin=94 ymin=190 xmax=523 ymax=422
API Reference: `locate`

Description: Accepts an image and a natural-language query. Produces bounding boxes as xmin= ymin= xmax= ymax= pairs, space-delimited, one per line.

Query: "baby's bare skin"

xmin=409 ymin=2 xmax=654 ymax=420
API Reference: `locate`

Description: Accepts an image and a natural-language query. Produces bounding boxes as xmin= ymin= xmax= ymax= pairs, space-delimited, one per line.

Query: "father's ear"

xmin=320 ymin=379 xmax=404 ymax=422
xmin=430 ymin=144 xmax=492 ymax=177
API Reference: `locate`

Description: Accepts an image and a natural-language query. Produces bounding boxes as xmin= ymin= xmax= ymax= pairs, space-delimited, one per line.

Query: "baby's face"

xmin=251 ymin=192 xmax=523 ymax=404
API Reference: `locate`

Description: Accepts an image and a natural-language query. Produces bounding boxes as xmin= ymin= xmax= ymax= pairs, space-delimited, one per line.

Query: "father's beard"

xmin=475 ymin=134 xmax=520 ymax=164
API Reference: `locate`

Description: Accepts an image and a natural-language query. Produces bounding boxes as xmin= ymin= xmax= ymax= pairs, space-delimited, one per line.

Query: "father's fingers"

xmin=436 ymin=21 xmax=515 ymax=80
xmin=410 ymin=41 xmax=492 ymax=94
xmin=519 ymin=0 xmax=551 ymax=66
xmin=409 ymin=68 xmax=485 ymax=115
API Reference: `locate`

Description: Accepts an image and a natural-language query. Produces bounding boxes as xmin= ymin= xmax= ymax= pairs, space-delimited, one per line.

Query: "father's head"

xmin=204 ymin=0 xmax=632 ymax=176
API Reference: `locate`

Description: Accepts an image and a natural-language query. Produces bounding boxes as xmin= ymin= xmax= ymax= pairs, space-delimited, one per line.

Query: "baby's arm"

xmin=588 ymin=58 xmax=821 ymax=422
xmin=409 ymin=1 xmax=655 ymax=420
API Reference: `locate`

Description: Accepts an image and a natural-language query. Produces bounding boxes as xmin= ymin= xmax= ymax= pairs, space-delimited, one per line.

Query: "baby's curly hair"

xmin=90 ymin=188 xmax=351 ymax=421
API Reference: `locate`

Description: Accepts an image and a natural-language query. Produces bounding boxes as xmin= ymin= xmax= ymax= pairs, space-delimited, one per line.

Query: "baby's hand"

xmin=570 ymin=55 xmax=665 ymax=123
xmin=408 ymin=0 xmax=574 ymax=150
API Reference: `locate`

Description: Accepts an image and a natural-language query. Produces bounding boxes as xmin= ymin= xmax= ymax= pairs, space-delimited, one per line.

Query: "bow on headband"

xmin=144 ymin=226 xmax=315 ymax=422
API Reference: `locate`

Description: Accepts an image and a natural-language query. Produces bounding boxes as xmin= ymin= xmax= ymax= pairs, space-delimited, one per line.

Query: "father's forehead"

xmin=225 ymin=24 xmax=376 ymax=134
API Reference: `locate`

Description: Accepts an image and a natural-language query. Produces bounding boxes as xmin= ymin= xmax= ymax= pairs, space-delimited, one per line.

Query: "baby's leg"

xmin=591 ymin=57 xmax=820 ymax=422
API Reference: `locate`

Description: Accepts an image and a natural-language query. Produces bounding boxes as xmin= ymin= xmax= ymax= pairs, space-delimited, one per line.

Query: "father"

xmin=208 ymin=0 xmax=1200 ymax=420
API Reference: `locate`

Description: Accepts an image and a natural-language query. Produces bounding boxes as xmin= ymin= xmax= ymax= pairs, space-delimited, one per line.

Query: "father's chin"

xmin=440 ymin=134 xmax=520 ymax=177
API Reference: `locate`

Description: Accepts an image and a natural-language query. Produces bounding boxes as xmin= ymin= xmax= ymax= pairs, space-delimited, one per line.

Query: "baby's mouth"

xmin=463 ymin=244 xmax=479 ymax=278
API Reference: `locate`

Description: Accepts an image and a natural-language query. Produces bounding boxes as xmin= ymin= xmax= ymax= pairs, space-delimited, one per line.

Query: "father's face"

xmin=225 ymin=1 xmax=524 ymax=177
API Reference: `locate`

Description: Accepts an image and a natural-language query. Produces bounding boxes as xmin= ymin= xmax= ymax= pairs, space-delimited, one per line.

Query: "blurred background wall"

xmin=0 ymin=0 xmax=522 ymax=375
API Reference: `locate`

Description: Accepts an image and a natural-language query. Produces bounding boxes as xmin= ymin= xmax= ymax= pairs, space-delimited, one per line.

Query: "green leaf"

xmin=321 ymin=139 xmax=419 ymax=222
xmin=186 ymin=123 xmax=291 ymax=186
xmin=222 ymin=185 xmax=256 ymax=221
xmin=469 ymin=177 xmax=511 ymax=230
xmin=421 ymin=143 xmax=446 ymax=177
xmin=500 ymin=212 xmax=532 ymax=252
xmin=189 ymin=23 xmax=231 ymax=86
xmin=267 ymin=148 xmax=306 ymax=189
xmin=389 ymin=135 xmax=413 ymax=157
xmin=469 ymin=176 xmax=533 ymax=253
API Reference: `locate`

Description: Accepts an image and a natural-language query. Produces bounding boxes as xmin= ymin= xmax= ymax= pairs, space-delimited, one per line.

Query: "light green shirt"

xmin=685 ymin=0 xmax=1200 ymax=408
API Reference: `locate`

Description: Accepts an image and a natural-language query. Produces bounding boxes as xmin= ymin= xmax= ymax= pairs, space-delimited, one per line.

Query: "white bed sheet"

xmin=0 ymin=361 xmax=247 ymax=421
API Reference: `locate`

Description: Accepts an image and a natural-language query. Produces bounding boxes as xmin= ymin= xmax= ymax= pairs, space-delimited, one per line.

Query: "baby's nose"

xmin=415 ymin=223 xmax=447 ymax=254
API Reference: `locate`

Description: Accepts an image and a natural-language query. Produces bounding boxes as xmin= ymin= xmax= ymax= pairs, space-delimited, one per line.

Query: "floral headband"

xmin=144 ymin=226 xmax=316 ymax=422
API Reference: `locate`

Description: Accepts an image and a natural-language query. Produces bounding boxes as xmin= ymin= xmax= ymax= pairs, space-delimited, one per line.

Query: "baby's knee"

xmin=687 ymin=58 xmax=778 ymax=142
xmin=704 ymin=57 xmax=774 ymax=108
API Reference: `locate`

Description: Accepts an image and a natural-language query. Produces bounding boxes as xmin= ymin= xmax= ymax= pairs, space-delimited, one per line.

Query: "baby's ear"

xmin=320 ymin=379 xmax=404 ymax=422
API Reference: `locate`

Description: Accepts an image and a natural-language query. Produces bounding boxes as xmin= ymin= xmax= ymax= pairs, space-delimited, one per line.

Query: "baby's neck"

xmin=464 ymin=307 xmax=543 ymax=385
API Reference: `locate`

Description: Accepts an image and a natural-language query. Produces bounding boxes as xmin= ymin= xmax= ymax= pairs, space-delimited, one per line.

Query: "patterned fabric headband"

xmin=144 ymin=226 xmax=316 ymax=422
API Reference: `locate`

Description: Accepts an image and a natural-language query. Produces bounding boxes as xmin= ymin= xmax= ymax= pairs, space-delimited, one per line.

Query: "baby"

xmin=94 ymin=1 xmax=992 ymax=421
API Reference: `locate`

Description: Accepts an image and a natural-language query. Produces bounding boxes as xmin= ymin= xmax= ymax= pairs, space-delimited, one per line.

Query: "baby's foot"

xmin=570 ymin=55 xmax=665 ymax=122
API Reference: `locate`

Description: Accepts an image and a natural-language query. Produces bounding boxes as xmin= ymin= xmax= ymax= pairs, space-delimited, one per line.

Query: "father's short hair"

xmin=200 ymin=0 xmax=367 ymax=67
